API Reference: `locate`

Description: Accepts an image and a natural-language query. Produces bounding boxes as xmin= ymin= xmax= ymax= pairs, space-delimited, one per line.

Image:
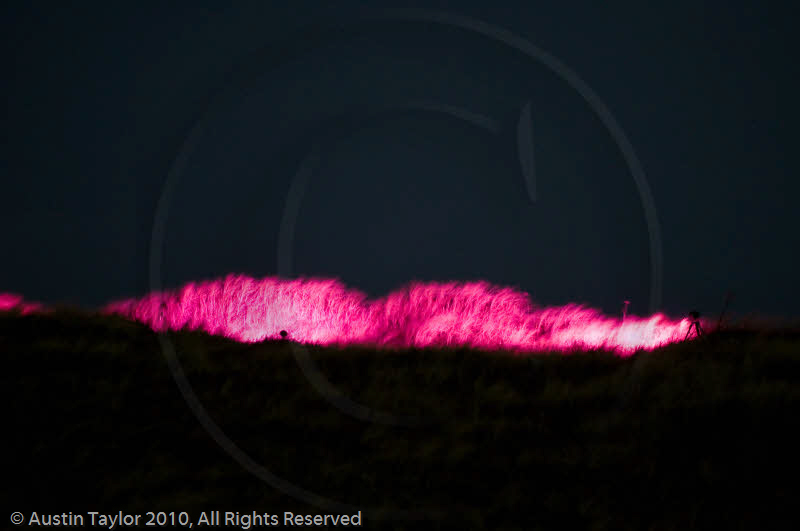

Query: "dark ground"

xmin=2 ymin=309 xmax=799 ymax=530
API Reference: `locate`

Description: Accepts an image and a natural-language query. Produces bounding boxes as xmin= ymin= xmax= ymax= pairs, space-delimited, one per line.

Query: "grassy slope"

xmin=2 ymin=309 xmax=799 ymax=530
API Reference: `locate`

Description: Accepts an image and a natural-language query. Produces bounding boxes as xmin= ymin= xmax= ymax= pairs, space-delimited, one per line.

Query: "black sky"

xmin=2 ymin=1 xmax=797 ymax=319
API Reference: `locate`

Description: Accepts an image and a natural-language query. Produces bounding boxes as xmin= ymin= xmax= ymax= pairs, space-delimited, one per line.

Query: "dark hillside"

xmin=2 ymin=309 xmax=799 ymax=530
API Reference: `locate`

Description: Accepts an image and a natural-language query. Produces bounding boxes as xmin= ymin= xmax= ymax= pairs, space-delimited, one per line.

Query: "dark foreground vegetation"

xmin=2 ymin=309 xmax=799 ymax=530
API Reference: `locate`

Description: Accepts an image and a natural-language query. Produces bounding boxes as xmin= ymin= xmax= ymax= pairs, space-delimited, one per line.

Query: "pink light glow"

xmin=0 ymin=293 xmax=43 ymax=315
xmin=97 ymin=274 xmax=697 ymax=355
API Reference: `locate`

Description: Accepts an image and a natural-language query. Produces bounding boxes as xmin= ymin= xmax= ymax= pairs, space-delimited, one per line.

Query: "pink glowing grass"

xmin=95 ymin=275 xmax=698 ymax=355
xmin=0 ymin=293 xmax=43 ymax=315
xmin=1 ymin=275 xmax=702 ymax=354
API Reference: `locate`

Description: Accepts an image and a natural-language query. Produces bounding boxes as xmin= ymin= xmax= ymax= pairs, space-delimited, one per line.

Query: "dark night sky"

xmin=2 ymin=1 xmax=797 ymax=319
